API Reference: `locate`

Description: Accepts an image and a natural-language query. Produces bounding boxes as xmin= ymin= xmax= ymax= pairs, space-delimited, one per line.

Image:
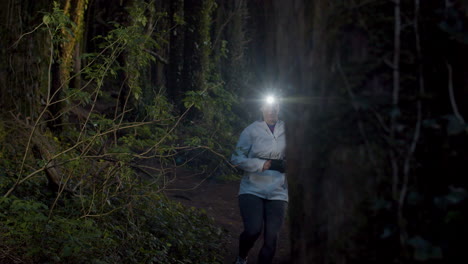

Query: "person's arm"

xmin=268 ymin=159 xmax=285 ymax=173
xmin=231 ymin=128 xmax=269 ymax=173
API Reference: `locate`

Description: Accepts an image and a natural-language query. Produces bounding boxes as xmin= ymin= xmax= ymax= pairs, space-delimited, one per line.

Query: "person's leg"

xmin=238 ymin=194 xmax=264 ymax=259
xmin=258 ymin=199 xmax=287 ymax=264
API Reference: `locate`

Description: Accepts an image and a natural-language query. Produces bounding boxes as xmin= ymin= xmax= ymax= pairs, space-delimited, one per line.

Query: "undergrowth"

xmin=0 ymin=179 xmax=227 ymax=264
xmin=0 ymin=1 xmax=240 ymax=263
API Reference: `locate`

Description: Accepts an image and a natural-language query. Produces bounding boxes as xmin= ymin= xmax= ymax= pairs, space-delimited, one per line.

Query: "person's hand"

xmin=262 ymin=160 xmax=272 ymax=171
xmin=270 ymin=159 xmax=286 ymax=173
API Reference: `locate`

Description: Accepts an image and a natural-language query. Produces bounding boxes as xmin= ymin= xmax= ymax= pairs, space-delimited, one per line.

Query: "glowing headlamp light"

xmin=265 ymin=95 xmax=277 ymax=105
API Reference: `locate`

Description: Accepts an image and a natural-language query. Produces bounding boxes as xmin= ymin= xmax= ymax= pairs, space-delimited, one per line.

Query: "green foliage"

xmin=220 ymin=39 xmax=229 ymax=59
xmin=0 ymin=121 xmax=6 ymax=160
xmin=183 ymin=90 xmax=207 ymax=110
xmin=1 ymin=0 xmax=246 ymax=263
xmin=123 ymin=1 xmax=168 ymax=102
xmin=146 ymin=94 xmax=174 ymax=121
xmin=42 ymin=2 xmax=76 ymax=43
xmin=0 ymin=191 xmax=226 ymax=264
xmin=178 ymin=81 xmax=242 ymax=177
xmin=173 ymin=13 xmax=186 ymax=26
xmin=109 ymin=194 xmax=226 ymax=264
xmin=0 ymin=196 xmax=111 ymax=263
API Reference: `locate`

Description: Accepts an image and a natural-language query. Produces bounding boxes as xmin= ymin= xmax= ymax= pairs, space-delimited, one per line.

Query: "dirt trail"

xmin=164 ymin=169 xmax=291 ymax=264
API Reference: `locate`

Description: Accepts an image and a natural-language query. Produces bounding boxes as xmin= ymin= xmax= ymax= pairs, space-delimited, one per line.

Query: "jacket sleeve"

xmin=231 ymin=127 xmax=266 ymax=173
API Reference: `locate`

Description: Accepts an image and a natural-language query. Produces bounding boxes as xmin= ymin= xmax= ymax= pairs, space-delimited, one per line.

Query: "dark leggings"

xmin=238 ymin=194 xmax=287 ymax=264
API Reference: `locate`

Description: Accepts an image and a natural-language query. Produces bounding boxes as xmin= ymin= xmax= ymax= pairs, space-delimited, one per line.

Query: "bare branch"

xmin=447 ymin=62 xmax=465 ymax=124
xmin=390 ymin=0 xmax=401 ymax=201
xmin=145 ymin=48 xmax=169 ymax=64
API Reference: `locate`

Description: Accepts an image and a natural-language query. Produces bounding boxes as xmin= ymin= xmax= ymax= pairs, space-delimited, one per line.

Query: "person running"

xmin=231 ymin=95 xmax=288 ymax=264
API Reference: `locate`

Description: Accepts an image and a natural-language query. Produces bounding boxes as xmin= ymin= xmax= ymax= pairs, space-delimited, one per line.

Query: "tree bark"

xmin=48 ymin=0 xmax=88 ymax=132
xmin=167 ymin=0 xmax=185 ymax=104
xmin=182 ymin=0 xmax=213 ymax=91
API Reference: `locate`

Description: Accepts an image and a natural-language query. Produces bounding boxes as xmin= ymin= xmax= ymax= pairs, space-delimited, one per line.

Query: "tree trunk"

xmin=274 ymin=0 xmax=381 ymax=263
xmin=48 ymin=0 xmax=88 ymax=132
xmin=223 ymin=0 xmax=247 ymax=93
xmin=181 ymin=0 xmax=213 ymax=106
xmin=167 ymin=0 xmax=185 ymax=104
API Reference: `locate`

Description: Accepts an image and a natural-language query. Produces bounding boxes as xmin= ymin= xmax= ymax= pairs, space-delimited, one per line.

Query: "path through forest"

xmin=163 ymin=168 xmax=291 ymax=264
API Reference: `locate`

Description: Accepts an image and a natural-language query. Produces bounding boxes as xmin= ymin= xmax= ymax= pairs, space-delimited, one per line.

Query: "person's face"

xmin=261 ymin=103 xmax=280 ymax=125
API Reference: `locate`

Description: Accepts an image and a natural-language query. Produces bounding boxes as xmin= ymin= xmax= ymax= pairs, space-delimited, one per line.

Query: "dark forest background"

xmin=1 ymin=0 xmax=468 ymax=263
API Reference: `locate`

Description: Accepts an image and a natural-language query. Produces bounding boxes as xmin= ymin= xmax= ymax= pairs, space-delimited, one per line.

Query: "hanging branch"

xmin=390 ymin=0 xmax=401 ymax=201
xmin=398 ymin=0 xmax=425 ymax=247
xmin=144 ymin=48 xmax=169 ymax=64
xmin=336 ymin=52 xmax=381 ymax=178
xmin=446 ymin=63 xmax=466 ymax=124
xmin=212 ymin=0 xmax=245 ymax=50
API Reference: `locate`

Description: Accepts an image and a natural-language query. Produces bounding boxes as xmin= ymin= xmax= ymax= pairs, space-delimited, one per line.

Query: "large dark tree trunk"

xmin=276 ymin=1 xmax=336 ymax=262
xmin=0 ymin=0 xmax=49 ymax=117
xmin=167 ymin=0 xmax=185 ymax=104
xmin=222 ymin=0 xmax=247 ymax=93
xmin=267 ymin=0 xmax=468 ymax=263
xmin=182 ymin=0 xmax=212 ymax=93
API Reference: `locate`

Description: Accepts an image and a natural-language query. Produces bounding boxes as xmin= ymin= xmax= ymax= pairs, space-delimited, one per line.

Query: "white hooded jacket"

xmin=231 ymin=120 xmax=288 ymax=201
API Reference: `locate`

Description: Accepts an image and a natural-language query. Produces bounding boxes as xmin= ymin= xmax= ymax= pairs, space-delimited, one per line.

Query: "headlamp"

xmin=265 ymin=95 xmax=276 ymax=105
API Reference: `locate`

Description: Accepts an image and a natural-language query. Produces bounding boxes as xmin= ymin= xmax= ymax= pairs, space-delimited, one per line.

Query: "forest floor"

xmin=162 ymin=167 xmax=291 ymax=264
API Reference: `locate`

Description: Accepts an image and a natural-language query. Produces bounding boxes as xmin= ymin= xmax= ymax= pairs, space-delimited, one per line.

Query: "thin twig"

xmin=4 ymin=25 xmax=55 ymax=198
xmin=336 ymin=52 xmax=381 ymax=178
xmin=446 ymin=62 xmax=465 ymax=124
xmin=144 ymin=49 xmax=168 ymax=64
xmin=390 ymin=0 xmax=401 ymax=201
xmin=9 ymin=22 xmax=45 ymax=49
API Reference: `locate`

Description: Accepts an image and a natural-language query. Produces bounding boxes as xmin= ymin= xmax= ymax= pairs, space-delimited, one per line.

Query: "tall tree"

xmin=167 ymin=0 xmax=185 ymax=103
xmin=263 ymin=0 xmax=468 ymax=263
xmin=181 ymin=0 xmax=214 ymax=107
xmin=49 ymin=0 xmax=88 ymax=132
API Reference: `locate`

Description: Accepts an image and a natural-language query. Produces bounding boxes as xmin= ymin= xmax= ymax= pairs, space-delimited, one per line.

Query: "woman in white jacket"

xmin=231 ymin=96 xmax=288 ymax=264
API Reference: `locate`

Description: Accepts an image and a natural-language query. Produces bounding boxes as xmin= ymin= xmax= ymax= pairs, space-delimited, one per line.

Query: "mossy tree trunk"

xmin=181 ymin=0 xmax=214 ymax=112
xmin=49 ymin=0 xmax=88 ymax=132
